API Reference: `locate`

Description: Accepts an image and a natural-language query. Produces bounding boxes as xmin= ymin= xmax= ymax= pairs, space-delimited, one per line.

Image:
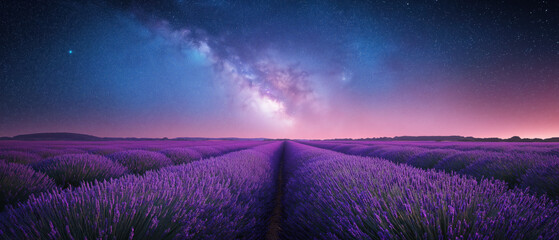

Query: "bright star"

xmin=68 ymin=50 xmax=73 ymax=54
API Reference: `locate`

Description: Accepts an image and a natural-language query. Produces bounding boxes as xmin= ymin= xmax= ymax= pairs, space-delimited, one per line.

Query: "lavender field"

xmin=3 ymin=0 xmax=559 ymax=239
xmin=0 ymin=140 xmax=558 ymax=239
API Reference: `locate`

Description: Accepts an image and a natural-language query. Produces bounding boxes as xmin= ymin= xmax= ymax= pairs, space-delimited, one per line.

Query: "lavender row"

xmin=303 ymin=141 xmax=559 ymax=197
xmin=0 ymin=161 xmax=56 ymax=211
xmin=328 ymin=140 xmax=559 ymax=155
xmin=0 ymin=142 xmax=283 ymax=239
xmin=0 ymin=140 xmax=265 ymax=164
xmin=0 ymin=141 xmax=266 ymax=210
xmin=281 ymin=142 xmax=559 ymax=239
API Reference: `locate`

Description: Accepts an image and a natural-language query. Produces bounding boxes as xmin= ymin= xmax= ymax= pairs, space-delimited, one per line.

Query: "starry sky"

xmin=1 ymin=0 xmax=558 ymax=139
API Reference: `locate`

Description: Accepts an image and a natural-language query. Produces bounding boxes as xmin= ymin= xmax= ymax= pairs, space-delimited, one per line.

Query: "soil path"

xmin=265 ymin=142 xmax=285 ymax=240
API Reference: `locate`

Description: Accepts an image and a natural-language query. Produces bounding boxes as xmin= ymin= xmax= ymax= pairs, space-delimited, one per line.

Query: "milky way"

xmin=1 ymin=0 xmax=558 ymax=138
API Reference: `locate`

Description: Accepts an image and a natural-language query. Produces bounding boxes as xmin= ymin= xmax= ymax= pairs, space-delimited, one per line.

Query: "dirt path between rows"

xmin=266 ymin=143 xmax=285 ymax=240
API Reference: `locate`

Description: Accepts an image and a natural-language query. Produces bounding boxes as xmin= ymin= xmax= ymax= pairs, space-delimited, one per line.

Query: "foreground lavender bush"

xmin=0 ymin=142 xmax=282 ymax=239
xmin=0 ymin=151 xmax=42 ymax=165
xmin=109 ymin=150 xmax=172 ymax=174
xmin=33 ymin=154 xmax=128 ymax=187
xmin=0 ymin=162 xmax=55 ymax=210
xmin=159 ymin=148 xmax=203 ymax=164
xmin=282 ymin=142 xmax=559 ymax=239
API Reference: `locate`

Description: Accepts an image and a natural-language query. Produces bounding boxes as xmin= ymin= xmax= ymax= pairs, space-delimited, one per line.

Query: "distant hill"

xmin=12 ymin=132 xmax=103 ymax=141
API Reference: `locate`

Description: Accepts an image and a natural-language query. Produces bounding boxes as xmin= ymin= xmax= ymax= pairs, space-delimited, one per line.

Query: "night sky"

xmin=1 ymin=0 xmax=558 ymax=139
